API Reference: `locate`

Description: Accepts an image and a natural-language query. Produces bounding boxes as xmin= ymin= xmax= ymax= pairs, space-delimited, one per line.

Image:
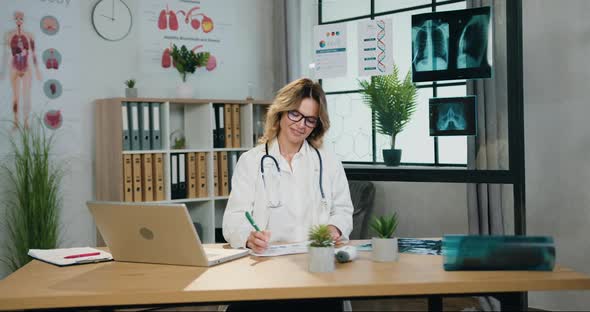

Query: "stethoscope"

xmin=260 ymin=141 xmax=326 ymax=210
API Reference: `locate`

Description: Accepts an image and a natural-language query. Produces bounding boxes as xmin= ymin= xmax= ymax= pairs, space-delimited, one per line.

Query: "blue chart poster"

xmin=313 ymin=23 xmax=347 ymax=79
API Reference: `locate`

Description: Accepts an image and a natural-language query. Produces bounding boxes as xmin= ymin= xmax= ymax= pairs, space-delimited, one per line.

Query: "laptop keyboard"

xmin=205 ymin=252 xmax=220 ymax=258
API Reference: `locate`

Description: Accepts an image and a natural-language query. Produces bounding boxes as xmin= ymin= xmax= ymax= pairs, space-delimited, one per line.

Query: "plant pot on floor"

xmin=383 ymin=149 xmax=402 ymax=166
xmin=308 ymin=246 xmax=335 ymax=273
xmin=125 ymin=88 xmax=137 ymax=98
xmin=372 ymin=237 xmax=398 ymax=262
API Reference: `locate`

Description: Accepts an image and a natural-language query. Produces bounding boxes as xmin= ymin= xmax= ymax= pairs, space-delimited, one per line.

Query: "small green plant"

xmin=370 ymin=213 xmax=399 ymax=239
xmin=0 ymin=118 xmax=63 ymax=272
xmin=124 ymin=79 xmax=136 ymax=88
xmin=308 ymin=224 xmax=334 ymax=247
xmin=170 ymin=44 xmax=210 ymax=82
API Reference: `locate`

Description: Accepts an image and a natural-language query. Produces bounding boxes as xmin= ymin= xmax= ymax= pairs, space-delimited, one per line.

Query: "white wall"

xmin=523 ymin=0 xmax=590 ymax=310
xmin=0 ymin=0 xmax=276 ymax=279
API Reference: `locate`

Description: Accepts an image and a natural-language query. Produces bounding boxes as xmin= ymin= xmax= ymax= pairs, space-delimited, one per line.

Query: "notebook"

xmin=87 ymin=201 xmax=249 ymax=267
xmin=28 ymin=247 xmax=113 ymax=266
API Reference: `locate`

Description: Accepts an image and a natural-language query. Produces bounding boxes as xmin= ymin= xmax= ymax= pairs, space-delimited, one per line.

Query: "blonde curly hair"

xmin=259 ymin=78 xmax=330 ymax=148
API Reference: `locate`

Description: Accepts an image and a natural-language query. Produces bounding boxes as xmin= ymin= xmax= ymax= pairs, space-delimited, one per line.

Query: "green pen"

xmin=245 ymin=211 xmax=261 ymax=232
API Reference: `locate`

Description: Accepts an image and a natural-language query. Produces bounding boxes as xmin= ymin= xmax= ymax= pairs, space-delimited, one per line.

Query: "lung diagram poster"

xmin=139 ymin=0 xmax=236 ymax=75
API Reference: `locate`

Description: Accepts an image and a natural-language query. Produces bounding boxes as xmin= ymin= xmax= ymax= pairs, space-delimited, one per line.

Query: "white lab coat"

xmin=222 ymin=139 xmax=353 ymax=248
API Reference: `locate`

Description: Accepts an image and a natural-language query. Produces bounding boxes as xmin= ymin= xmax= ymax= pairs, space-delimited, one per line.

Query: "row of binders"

xmin=123 ymin=153 xmax=165 ymax=202
xmin=213 ymin=104 xmax=242 ymax=148
xmin=122 ymin=102 xmax=162 ymax=151
xmin=170 ymin=151 xmax=242 ymax=200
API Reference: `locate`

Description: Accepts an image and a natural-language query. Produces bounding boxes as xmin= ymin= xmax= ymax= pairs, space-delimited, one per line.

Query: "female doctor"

xmin=222 ymin=78 xmax=353 ymax=254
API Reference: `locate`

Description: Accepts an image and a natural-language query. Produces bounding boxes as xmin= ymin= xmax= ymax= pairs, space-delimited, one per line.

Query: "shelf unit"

xmin=94 ymin=98 xmax=271 ymax=245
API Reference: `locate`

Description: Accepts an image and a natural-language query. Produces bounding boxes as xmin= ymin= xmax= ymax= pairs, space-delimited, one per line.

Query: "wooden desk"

xmin=1 ymin=244 xmax=590 ymax=311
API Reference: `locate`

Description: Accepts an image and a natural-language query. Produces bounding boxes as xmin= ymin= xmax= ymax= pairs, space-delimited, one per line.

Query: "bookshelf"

xmin=94 ymin=98 xmax=271 ymax=245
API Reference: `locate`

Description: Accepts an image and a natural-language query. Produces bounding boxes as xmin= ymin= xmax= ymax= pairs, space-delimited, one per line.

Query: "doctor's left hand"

xmin=327 ymin=225 xmax=342 ymax=245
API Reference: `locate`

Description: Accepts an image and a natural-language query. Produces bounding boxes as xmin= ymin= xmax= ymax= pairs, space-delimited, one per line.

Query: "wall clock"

xmin=92 ymin=0 xmax=132 ymax=41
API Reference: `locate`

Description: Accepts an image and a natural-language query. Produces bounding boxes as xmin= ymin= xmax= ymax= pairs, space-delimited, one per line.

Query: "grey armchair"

xmin=348 ymin=181 xmax=376 ymax=240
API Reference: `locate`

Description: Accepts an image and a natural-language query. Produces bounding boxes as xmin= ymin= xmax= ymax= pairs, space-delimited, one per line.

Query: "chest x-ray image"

xmin=457 ymin=14 xmax=490 ymax=69
xmin=412 ymin=19 xmax=449 ymax=72
xmin=429 ymin=96 xmax=476 ymax=136
xmin=411 ymin=7 xmax=491 ymax=82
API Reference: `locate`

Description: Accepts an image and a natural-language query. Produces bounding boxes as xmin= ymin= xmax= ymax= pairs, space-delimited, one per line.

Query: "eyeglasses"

xmin=287 ymin=110 xmax=319 ymax=128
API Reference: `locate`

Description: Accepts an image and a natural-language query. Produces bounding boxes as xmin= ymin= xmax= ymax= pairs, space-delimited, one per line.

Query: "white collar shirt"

xmin=222 ymin=139 xmax=353 ymax=248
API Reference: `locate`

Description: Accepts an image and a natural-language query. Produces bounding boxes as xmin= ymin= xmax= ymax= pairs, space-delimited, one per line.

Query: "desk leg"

xmin=495 ymin=292 xmax=527 ymax=311
xmin=428 ymin=295 xmax=443 ymax=312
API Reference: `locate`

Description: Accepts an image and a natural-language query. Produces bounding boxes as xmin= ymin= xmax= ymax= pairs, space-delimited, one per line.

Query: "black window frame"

xmin=320 ymin=0 xmax=471 ymax=167
xmin=318 ymin=0 xmax=527 ymax=236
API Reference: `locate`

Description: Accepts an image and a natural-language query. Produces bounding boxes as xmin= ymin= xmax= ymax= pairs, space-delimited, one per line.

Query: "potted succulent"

xmin=358 ymin=65 xmax=418 ymax=166
xmin=169 ymin=44 xmax=210 ymax=98
xmin=370 ymin=213 xmax=399 ymax=262
xmin=124 ymin=79 xmax=137 ymax=98
xmin=308 ymin=224 xmax=335 ymax=273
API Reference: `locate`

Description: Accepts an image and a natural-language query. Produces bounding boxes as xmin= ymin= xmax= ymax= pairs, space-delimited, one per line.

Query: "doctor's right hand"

xmin=246 ymin=230 xmax=271 ymax=254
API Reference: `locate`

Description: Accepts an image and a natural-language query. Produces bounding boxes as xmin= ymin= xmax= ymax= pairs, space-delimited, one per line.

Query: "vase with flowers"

xmin=169 ymin=44 xmax=210 ymax=98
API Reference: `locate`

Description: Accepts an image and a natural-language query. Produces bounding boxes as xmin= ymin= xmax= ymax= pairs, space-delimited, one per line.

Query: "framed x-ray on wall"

xmin=429 ymin=96 xmax=477 ymax=136
xmin=411 ymin=6 xmax=492 ymax=82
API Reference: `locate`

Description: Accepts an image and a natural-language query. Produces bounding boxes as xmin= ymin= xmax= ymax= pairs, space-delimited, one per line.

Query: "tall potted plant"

xmin=1 ymin=119 xmax=63 ymax=272
xmin=169 ymin=44 xmax=210 ymax=98
xmin=370 ymin=213 xmax=399 ymax=262
xmin=358 ymin=65 xmax=418 ymax=166
xmin=308 ymin=224 xmax=335 ymax=273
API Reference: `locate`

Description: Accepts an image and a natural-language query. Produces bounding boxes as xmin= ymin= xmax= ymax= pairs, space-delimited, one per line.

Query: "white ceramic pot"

xmin=308 ymin=246 xmax=335 ymax=273
xmin=371 ymin=237 xmax=398 ymax=262
xmin=176 ymin=82 xmax=193 ymax=98
xmin=125 ymin=88 xmax=137 ymax=98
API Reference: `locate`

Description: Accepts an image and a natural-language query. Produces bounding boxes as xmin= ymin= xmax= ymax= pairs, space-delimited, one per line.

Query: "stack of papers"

xmin=28 ymin=247 xmax=113 ymax=266
xmin=251 ymin=242 xmax=310 ymax=257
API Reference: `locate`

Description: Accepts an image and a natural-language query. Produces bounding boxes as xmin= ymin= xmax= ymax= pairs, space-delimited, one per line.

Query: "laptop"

xmin=87 ymin=201 xmax=249 ymax=267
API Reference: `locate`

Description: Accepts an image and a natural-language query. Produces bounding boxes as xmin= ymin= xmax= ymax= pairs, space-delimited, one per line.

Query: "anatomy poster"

xmin=358 ymin=19 xmax=393 ymax=77
xmin=139 ymin=0 xmax=236 ymax=75
xmin=313 ymin=23 xmax=347 ymax=79
xmin=0 ymin=0 xmax=81 ymax=150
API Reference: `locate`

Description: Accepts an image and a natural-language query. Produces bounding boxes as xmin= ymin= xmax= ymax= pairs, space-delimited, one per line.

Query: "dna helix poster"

xmin=358 ymin=18 xmax=393 ymax=77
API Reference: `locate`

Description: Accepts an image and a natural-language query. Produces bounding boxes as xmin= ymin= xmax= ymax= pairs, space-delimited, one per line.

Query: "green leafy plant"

xmin=358 ymin=65 xmax=418 ymax=150
xmin=124 ymin=79 xmax=136 ymax=88
xmin=370 ymin=213 xmax=399 ymax=239
xmin=0 ymin=119 xmax=63 ymax=272
xmin=308 ymin=224 xmax=334 ymax=247
xmin=170 ymin=44 xmax=210 ymax=83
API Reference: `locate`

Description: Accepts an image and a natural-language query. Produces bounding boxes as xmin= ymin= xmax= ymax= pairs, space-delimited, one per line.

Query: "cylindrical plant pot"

xmin=372 ymin=237 xmax=398 ymax=262
xmin=383 ymin=149 xmax=402 ymax=166
xmin=308 ymin=246 xmax=335 ymax=273
xmin=176 ymin=82 xmax=194 ymax=98
xmin=125 ymin=88 xmax=138 ymax=98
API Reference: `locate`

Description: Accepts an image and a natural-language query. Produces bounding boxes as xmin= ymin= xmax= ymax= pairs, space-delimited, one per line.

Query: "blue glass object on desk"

xmin=443 ymin=235 xmax=556 ymax=271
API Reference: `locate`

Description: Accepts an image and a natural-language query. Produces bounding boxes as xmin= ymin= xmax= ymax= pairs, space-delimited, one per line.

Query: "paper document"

xmin=251 ymin=242 xmax=310 ymax=257
xmin=28 ymin=247 xmax=113 ymax=266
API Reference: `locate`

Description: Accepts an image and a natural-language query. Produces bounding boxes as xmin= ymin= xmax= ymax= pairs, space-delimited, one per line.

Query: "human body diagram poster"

xmin=139 ymin=0 xmax=235 ymax=75
xmin=0 ymin=0 xmax=80 ymax=140
xmin=313 ymin=23 xmax=347 ymax=79
xmin=358 ymin=19 xmax=393 ymax=77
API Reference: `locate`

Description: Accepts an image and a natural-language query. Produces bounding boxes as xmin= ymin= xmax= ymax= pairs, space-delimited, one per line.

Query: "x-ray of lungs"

xmin=411 ymin=6 xmax=492 ymax=82
xmin=457 ymin=14 xmax=490 ymax=69
xmin=412 ymin=20 xmax=449 ymax=72
xmin=436 ymin=103 xmax=467 ymax=131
